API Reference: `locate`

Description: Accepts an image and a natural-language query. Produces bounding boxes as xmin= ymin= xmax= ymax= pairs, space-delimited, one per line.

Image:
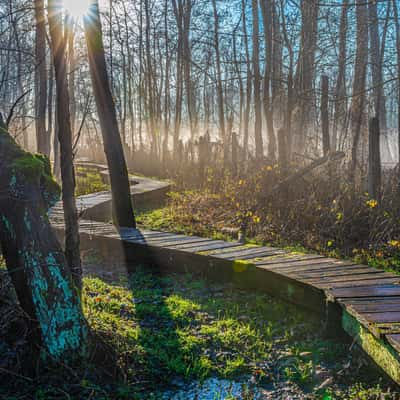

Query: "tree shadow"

xmin=122 ymin=229 xmax=189 ymax=388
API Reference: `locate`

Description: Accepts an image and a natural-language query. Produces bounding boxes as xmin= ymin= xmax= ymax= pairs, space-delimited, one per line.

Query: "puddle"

xmin=162 ymin=378 xmax=264 ymax=399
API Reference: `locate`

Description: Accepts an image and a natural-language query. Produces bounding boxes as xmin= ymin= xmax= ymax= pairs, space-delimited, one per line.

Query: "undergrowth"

xmin=1 ymin=266 xmax=397 ymax=399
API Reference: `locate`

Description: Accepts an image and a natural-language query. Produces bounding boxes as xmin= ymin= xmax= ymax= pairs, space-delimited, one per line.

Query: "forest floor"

xmin=1 ymin=255 xmax=399 ymax=399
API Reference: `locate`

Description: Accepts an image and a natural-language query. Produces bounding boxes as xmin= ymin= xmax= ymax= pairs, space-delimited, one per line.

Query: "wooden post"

xmin=368 ymin=117 xmax=381 ymax=200
xmin=278 ymin=128 xmax=288 ymax=174
xmin=231 ymin=131 xmax=238 ymax=177
xmin=321 ymin=75 xmax=330 ymax=157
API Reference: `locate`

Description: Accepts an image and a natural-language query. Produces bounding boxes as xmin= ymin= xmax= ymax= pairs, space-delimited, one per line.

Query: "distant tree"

xmin=34 ymin=0 xmax=49 ymax=156
xmin=252 ymin=0 xmax=263 ymax=160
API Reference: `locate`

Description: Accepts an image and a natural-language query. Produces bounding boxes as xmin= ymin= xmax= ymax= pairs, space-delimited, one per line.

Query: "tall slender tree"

xmin=48 ymin=0 xmax=82 ymax=288
xmin=84 ymin=0 xmax=136 ymax=228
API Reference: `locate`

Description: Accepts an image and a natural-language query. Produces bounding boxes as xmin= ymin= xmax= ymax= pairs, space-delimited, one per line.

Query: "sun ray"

xmin=63 ymin=0 xmax=91 ymax=20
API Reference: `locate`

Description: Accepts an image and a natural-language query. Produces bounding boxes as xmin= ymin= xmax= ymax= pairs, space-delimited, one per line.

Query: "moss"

xmin=12 ymin=154 xmax=45 ymax=181
xmin=342 ymin=310 xmax=400 ymax=384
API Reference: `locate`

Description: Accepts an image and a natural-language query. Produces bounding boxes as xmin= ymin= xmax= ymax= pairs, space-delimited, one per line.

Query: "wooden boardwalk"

xmin=50 ymin=162 xmax=400 ymax=385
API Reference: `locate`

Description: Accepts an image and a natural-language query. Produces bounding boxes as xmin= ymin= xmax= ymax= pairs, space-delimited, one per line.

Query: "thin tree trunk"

xmin=84 ymin=0 xmax=136 ymax=229
xmin=34 ymin=0 xmax=49 ymax=156
xmin=252 ymin=0 xmax=263 ymax=160
xmin=48 ymin=0 xmax=82 ymax=288
xmin=260 ymin=0 xmax=276 ymax=160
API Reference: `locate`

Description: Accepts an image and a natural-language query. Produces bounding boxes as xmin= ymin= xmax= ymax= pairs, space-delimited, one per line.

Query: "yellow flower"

xmin=253 ymin=216 xmax=261 ymax=223
xmin=366 ymin=199 xmax=378 ymax=209
xmin=327 ymin=240 xmax=334 ymax=248
xmin=264 ymin=165 xmax=273 ymax=171
xmin=336 ymin=212 xmax=343 ymax=221
xmin=388 ymin=240 xmax=400 ymax=248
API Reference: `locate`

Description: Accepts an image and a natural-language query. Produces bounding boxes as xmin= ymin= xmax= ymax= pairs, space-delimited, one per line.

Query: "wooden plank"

xmin=227 ymin=250 xmax=287 ymax=261
xmin=331 ymin=285 xmax=400 ymax=299
xmin=260 ymin=260 xmax=357 ymax=274
xmin=198 ymin=245 xmax=257 ymax=255
xmin=254 ymin=254 xmax=325 ymax=265
xmin=215 ymin=248 xmax=283 ymax=260
xmin=348 ymin=304 xmax=400 ymax=313
xmin=294 ymin=267 xmax=384 ymax=279
xmin=143 ymin=237 xmax=211 ymax=247
xmin=311 ymin=277 xmax=400 ymax=290
xmin=260 ymin=258 xmax=347 ymax=270
xmin=361 ymin=312 xmax=400 ymax=324
xmin=166 ymin=239 xmax=223 ymax=250
xmin=181 ymin=242 xmax=242 ymax=253
xmin=306 ymin=272 xmax=398 ymax=285
xmin=386 ymin=335 xmax=400 ymax=353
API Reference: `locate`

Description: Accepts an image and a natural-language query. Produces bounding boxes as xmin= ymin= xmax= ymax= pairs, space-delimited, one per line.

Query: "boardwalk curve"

xmin=49 ymin=161 xmax=400 ymax=385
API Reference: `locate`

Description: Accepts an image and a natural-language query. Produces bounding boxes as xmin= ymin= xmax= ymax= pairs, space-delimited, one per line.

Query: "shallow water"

xmin=162 ymin=378 xmax=264 ymax=400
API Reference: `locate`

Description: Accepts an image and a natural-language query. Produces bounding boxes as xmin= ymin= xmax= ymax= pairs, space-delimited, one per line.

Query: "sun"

xmin=63 ymin=0 xmax=91 ymax=20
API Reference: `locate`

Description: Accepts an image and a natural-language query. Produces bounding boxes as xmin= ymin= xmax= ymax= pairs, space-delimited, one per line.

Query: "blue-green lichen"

xmin=23 ymin=249 xmax=87 ymax=359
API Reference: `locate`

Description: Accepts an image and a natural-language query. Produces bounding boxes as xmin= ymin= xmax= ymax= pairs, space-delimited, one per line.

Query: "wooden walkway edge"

xmin=50 ymin=161 xmax=400 ymax=385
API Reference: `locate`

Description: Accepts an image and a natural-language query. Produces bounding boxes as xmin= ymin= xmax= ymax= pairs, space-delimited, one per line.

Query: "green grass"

xmin=1 ymin=267 xmax=397 ymax=399
xmin=80 ymin=271 xmax=394 ymax=398
xmin=75 ymin=166 xmax=110 ymax=196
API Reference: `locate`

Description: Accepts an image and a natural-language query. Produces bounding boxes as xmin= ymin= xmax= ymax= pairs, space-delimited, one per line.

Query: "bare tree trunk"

xmin=350 ymin=0 xmax=368 ymax=185
xmin=333 ymin=0 xmax=348 ymax=151
xmin=48 ymin=0 xmax=82 ymax=288
xmin=368 ymin=117 xmax=381 ymax=200
xmin=252 ymin=0 xmax=263 ymax=160
xmin=260 ymin=0 xmax=276 ymax=160
xmin=34 ymin=0 xmax=49 ymax=156
xmin=84 ymin=0 xmax=136 ymax=229
xmin=241 ymin=0 xmax=251 ymax=162
xmin=321 ymin=75 xmax=330 ymax=156
xmin=394 ymin=0 xmax=400 ymax=187
xmin=212 ymin=0 xmax=227 ymax=164
xmin=294 ymin=0 xmax=319 ymax=154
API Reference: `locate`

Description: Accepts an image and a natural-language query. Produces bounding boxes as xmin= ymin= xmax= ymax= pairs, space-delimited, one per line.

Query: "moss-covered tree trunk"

xmin=0 ymin=121 xmax=87 ymax=362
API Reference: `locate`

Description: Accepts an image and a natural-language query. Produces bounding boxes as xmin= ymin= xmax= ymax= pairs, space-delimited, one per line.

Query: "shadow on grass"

xmin=123 ymin=230 xmax=191 ymax=387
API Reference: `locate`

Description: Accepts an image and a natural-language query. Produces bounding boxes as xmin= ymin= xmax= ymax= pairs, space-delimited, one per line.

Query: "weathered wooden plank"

xmin=311 ymin=277 xmax=400 ymax=290
xmin=254 ymin=254 xmax=325 ymax=265
xmin=387 ymin=335 xmax=400 ymax=353
xmin=216 ymin=248 xmax=284 ymax=260
xmin=361 ymin=312 xmax=400 ymax=324
xmin=140 ymin=237 xmax=212 ymax=247
xmin=260 ymin=260 xmax=357 ymax=274
xmin=348 ymin=302 xmax=400 ymax=313
xmin=186 ymin=242 xmax=242 ymax=253
xmin=295 ymin=267 xmax=384 ymax=279
xmin=167 ymin=239 xmax=221 ymax=250
xmin=198 ymin=245 xmax=255 ymax=255
xmin=306 ymin=272 xmax=398 ymax=285
xmin=331 ymin=285 xmax=400 ymax=299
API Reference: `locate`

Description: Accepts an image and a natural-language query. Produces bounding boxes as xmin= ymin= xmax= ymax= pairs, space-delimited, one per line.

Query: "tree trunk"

xmin=84 ymin=0 xmax=136 ymax=228
xmin=350 ymin=0 xmax=368 ymax=185
xmin=294 ymin=0 xmax=319 ymax=154
xmin=252 ymin=0 xmax=263 ymax=160
xmin=34 ymin=0 xmax=49 ymax=156
xmin=212 ymin=0 xmax=227 ymax=164
xmin=0 ymin=121 xmax=87 ymax=361
xmin=48 ymin=0 xmax=82 ymax=288
xmin=321 ymin=75 xmax=330 ymax=157
xmin=260 ymin=0 xmax=276 ymax=160
xmin=368 ymin=117 xmax=381 ymax=201
xmin=333 ymin=0 xmax=348 ymax=151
